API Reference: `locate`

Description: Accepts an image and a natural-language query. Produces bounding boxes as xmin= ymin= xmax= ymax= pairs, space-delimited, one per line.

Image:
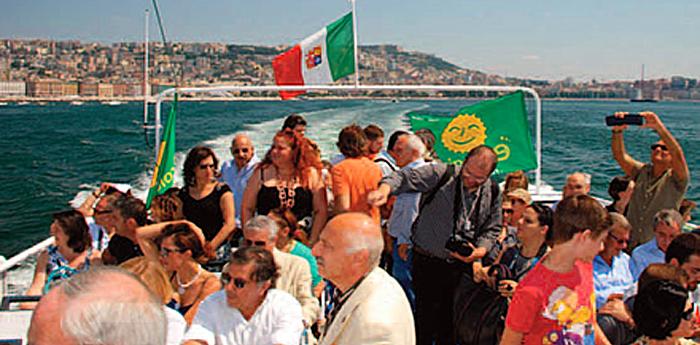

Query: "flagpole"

xmin=144 ymin=9 xmax=149 ymax=131
xmin=351 ymin=0 xmax=360 ymax=87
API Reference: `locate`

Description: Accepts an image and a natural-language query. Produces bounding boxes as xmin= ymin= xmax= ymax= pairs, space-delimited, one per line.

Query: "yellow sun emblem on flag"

xmin=441 ymin=113 xmax=487 ymax=153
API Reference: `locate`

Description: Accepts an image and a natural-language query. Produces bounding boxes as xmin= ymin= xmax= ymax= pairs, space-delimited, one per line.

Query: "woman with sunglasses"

xmin=136 ymin=220 xmax=221 ymax=324
xmin=23 ymin=210 xmax=99 ymax=309
xmin=179 ymin=146 xmax=235 ymax=258
xmin=241 ymin=131 xmax=327 ymax=245
xmin=456 ymin=203 xmax=552 ymax=344
xmin=632 ymin=279 xmax=699 ymax=345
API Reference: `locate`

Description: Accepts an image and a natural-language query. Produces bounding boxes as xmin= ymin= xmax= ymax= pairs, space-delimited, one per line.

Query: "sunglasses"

xmin=608 ymin=233 xmax=629 ymax=246
xmin=159 ymin=247 xmax=185 ymax=257
xmin=220 ymin=273 xmax=248 ymax=289
xmin=681 ymin=304 xmax=696 ymax=321
xmin=94 ymin=208 xmax=113 ymax=215
xmin=651 ymin=144 xmax=669 ymax=151
xmin=199 ymin=163 xmax=216 ymax=170
xmin=503 ymin=209 xmax=514 ymax=215
xmin=244 ymin=239 xmax=267 ymax=247
xmin=232 ymin=148 xmax=250 ymax=154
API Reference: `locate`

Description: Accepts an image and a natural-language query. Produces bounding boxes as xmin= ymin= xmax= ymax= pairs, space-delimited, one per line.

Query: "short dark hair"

xmin=665 ymin=233 xmax=700 ymax=265
xmin=464 ymin=145 xmax=498 ymax=175
xmin=387 ymin=130 xmax=409 ymax=152
xmin=551 ymin=195 xmax=611 ymax=244
xmin=114 ymin=196 xmax=148 ymax=227
xmin=282 ymin=114 xmax=307 ymax=131
xmin=363 ymin=124 xmax=384 ymax=141
xmin=53 ymin=210 xmax=92 ymax=253
xmin=183 ymin=146 xmax=219 ymax=187
xmin=639 ymin=263 xmax=689 ymax=292
xmin=633 ymin=279 xmax=689 ymax=340
xmin=229 ymin=246 xmax=279 ymax=288
xmin=337 ymin=124 xmax=368 ymax=158
xmin=156 ymin=223 xmax=204 ymax=260
xmin=607 ymin=176 xmax=632 ymax=201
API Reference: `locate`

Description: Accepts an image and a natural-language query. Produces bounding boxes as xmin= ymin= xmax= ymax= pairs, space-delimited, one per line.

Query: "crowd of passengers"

xmin=24 ymin=111 xmax=700 ymax=345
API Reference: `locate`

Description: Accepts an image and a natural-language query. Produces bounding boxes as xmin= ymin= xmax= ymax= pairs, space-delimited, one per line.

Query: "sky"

xmin=1 ymin=0 xmax=698 ymax=81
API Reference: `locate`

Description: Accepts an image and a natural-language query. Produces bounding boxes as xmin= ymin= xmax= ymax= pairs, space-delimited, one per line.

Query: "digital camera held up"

xmin=445 ymin=234 xmax=474 ymax=257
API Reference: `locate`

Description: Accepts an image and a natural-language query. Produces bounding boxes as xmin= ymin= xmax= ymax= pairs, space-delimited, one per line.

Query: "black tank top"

xmin=256 ymin=185 xmax=313 ymax=221
xmin=179 ymin=184 xmax=231 ymax=241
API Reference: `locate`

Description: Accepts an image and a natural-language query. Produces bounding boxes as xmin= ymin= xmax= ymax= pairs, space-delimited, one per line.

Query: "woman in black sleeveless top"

xmin=179 ymin=146 xmax=235 ymax=255
xmin=241 ymin=130 xmax=327 ymax=244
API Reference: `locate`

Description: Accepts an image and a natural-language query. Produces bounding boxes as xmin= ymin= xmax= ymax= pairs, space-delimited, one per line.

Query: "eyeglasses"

xmin=462 ymin=165 xmax=489 ymax=184
xmin=94 ymin=208 xmax=113 ymax=215
xmin=651 ymin=144 xmax=669 ymax=151
xmin=503 ymin=209 xmax=514 ymax=215
xmin=608 ymin=232 xmax=629 ymax=246
xmin=159 ymin=247 xmax=184 ymax=257
xmin=199 ymin=163 xmax=216 ymax=170
xmin=681 ymin=304 xmax=696 ymax=321
xmin=220 ymin=273 xmax=248 ymax=289
xmin=232 ymin=148 xmax=250 ymax=154
xmin=244 ymin=239 xmax=267 ymax=247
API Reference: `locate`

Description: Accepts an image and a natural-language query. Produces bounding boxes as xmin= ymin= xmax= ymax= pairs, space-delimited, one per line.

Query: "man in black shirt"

xmin=103 ymin=196 xmax=147 ymax=265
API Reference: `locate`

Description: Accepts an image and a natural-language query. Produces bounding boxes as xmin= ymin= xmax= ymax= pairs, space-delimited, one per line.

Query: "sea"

xmin=0 ymin=98 xmax=698 ymax=261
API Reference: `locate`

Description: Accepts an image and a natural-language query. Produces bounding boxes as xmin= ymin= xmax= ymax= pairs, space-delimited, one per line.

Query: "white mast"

xmin=144 ymin=9 xmax=150 ymax=126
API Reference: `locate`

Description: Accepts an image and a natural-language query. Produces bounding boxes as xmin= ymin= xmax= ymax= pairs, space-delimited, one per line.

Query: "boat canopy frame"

xmin=151 ymin=84 xmax=543 ymax=190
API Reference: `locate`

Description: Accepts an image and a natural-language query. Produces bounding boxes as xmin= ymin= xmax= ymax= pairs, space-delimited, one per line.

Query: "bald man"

xmin=28 ymin=266 xmax=166 ymax=345
xmin=220 ymin=133 xmax=260 ymax=228
xmin=312 ymin=213 xmax=415 ymax=345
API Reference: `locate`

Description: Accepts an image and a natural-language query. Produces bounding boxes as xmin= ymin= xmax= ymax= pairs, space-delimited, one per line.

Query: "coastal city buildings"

xmin=1 ymin=39 xmax=699 ymax=100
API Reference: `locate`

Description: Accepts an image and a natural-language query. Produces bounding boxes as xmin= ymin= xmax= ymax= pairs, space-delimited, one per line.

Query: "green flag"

xmin=146 ymin=95 xmax=177 ymax=208
xmin=408 ymin=91 xmax=536 ymax=175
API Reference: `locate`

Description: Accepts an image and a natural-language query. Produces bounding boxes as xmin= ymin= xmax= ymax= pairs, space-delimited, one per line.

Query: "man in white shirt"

xmin=219 ymin=133 xmax=260 ymax=228
xmin=242 ymin=216 xmax=319 ymax=327
xmin=183 ymin=246 xmax=304 ymax=345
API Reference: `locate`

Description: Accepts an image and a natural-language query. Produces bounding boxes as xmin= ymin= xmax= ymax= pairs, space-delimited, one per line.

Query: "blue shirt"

xmin=593 ymin=252 xmax=635 ymax=308
xmin=387 ymin=159 xmax=427 ymax=245
xmin=629 ymin=238 xmax=665 ymax=280
xmin=219 ymin=154 xmax=260 ymax=227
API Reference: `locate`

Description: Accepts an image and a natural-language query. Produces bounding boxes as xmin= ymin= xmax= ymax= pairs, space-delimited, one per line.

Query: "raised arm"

xmin=642 ymin=111 xmax=689 ymax=183
xmin=610 ymin=113 xmax=644 ymax=176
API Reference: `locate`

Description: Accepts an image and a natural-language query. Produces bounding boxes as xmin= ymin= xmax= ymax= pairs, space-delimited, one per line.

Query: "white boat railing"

xmin=0 ymin=237 xmax=54 ymax=297
xmin=152 ymin=84 xmax=544 ymax=191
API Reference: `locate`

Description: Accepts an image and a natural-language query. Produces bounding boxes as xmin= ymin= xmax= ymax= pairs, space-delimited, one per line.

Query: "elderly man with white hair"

xmin=220 ymin=133 xmax=260 ymax=229
xmin=312 ymin=212 xmax=415 ymax=345
xmin=387 ymin=133 xmax=427 ymax=309
xmin=28 ymin=266 xmax=167 ymax=345
xmin=242 ymin=215 xmax=319 ymax=328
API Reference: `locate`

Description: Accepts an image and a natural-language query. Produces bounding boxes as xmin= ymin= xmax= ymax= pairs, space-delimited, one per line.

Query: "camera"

xmin=488 ymin=264 xmax=514 ymax=287
xmin=445 ymin=234 xmax=474 ymax=257
xmin=605 ymin=113 xmax=644 ymax=126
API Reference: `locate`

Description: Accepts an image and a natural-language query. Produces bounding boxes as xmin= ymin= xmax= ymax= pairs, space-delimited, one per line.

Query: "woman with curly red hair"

xmin=241 ymin=130 xmax=328 ymax=244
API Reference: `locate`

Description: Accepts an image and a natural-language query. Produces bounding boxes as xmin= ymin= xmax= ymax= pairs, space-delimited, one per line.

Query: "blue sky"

xmin=1 ymin=0 xmax=698 ymax=81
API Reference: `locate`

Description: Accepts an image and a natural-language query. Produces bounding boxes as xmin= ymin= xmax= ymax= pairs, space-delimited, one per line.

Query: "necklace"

xmin=276 ymin=173 xmax=298 ymax=210
xmin=176 ymin=264 xmax=202 ymax=295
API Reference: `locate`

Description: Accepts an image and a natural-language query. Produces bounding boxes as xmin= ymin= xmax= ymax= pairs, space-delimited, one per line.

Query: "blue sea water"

xmin=0 ymin=99 xmax=698 ymax=258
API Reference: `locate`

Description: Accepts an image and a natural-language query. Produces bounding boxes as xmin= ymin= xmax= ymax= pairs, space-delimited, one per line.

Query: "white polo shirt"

xmin=184 ymin=289 xmax=303 ymax=345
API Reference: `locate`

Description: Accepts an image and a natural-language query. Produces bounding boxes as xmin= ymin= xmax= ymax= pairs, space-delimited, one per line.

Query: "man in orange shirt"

xmin=331 ymin=125 xmax=383 ymax=224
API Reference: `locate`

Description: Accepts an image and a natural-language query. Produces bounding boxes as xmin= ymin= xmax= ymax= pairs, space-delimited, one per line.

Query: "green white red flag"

xmin=273 ymin=12 xmax=355 ymax=99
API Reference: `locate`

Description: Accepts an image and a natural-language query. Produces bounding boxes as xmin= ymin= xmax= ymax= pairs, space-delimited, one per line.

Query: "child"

xmin=501 ymin=195 xmax=613 ymax=345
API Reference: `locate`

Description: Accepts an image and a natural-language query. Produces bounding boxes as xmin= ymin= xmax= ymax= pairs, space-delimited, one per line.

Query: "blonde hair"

xmin=120 ymin=257 xmax=174 ymax=305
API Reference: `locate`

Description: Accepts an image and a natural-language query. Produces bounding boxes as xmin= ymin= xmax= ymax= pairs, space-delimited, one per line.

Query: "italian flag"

xmin=273 ymin=12 xmax=355 ymax=100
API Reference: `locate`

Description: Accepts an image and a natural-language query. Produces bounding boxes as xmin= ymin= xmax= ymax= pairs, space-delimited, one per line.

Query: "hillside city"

xmin=1 ymin=39 xmax=699 ymax=100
